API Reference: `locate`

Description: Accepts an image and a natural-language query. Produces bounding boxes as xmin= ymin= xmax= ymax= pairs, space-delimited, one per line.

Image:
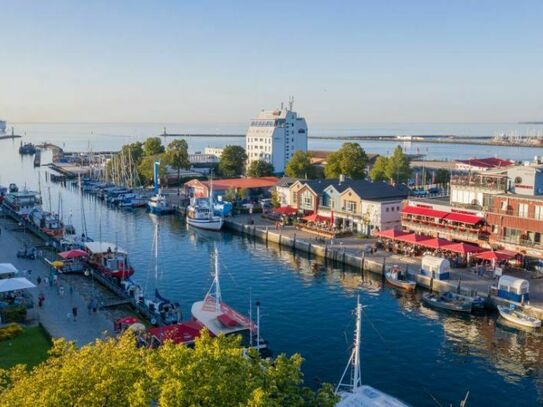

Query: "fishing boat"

xmin=84 ymin=241 xmax=135 ymax=280
xmin=29 ymin=207 xmax=64 ymax=238
xmin=1 ymin=188 xmax=42 ymax=217
xmin=191 ymin=247 xmax=267 ymax=352
xmin=335 ymin=296 xmax=409 ymax=406
xmin=144 ymin=289 xmax=182 ymax=325
xmin=147 ymin=161 xmax=174 ymax=215
xmin=385 ymin=265 xmax=416 ymax=291
xmin=18 ymin=142 xmax=36 ymax=155
xmin=422 ymin=292 xmax=472 ymax=313
xmin=497 ymin=304 xmax=542 ymax=329
xmin=186 ymin=176 xmax=223 ymax=231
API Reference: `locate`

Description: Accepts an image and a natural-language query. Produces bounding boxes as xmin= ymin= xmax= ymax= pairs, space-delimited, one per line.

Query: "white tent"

xmin=0 ymin=263 xmax=18 ymax=277
xmin=0 ymin=277 xmax=36 ymax=293
xmin=84 ymin=242 xmax=127 ymax=255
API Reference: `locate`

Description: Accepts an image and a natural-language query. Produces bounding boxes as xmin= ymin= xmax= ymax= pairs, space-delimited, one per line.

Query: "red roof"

xmin=474 ymin=250 xmax=515 ymax=261
xmin=58 ymin=249 xmax=88 ymax=259
xmin=396 ymin=233 xmax=430 ymax=244
xmin=273 ymin=206 xmax=297 ymax=215
xmin=375 ymin=229 xmax=409 ymax=239
xmin=302 ymin=213 xmax=332 ymax=223
xmin=420 ymin=237 xmax=451 ymax=249
xmin=402 ymin=206 xmax=448 ymax=219
xmin=148 ymin=320 xmax=208 ymax=345
xmin=444 ymin=242 xmax=483 ymax=254
xmin=444 ymin=212 xmax=483 ymax=225
xmin=456 ymin=157 xmax=514 ymax=169
xmin=201 ymin=177 xmax=279 ymax=190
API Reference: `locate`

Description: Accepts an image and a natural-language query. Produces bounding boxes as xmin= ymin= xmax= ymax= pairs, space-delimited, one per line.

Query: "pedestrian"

xmin=58 ymin=285 xmax=65 ymax=297
xmin=69 ymin=285 xmax=73 ymax=297
xmin=37 ymin=276 xmax=42 ymax=286
xmin=91 ymin=298 xmax=97 ymax=313
xmin=38 ymin=293 xmax=45 ymax=307
xmin=87 ymin=300 xmax=92 ymax=315
xmin=44 ymin=276 xmax=50 ymax=287
xmin=53 ymin=274 xmax=58 ymax=286
xmin=72 ymin=306 xmax=78 ymax=321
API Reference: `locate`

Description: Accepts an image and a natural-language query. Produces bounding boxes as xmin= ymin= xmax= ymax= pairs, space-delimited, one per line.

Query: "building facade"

xmin=245 ymin=101 xmax=308 ymax=173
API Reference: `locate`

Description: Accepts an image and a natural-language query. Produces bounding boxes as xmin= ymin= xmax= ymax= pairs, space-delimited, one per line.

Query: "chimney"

xmin=339 ymin=174 xmax=345 ymax=185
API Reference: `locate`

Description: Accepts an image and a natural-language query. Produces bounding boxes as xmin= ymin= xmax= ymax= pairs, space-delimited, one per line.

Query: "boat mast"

xmin=209 ymin=172 xmax=213 ymax=219
xmin=153 ymin=161 xmax=160 ymax=196
xmin=214 ymin=245 xmax=221 ymax=313
xmin=336 ymin=295 xmax=363 ymax=394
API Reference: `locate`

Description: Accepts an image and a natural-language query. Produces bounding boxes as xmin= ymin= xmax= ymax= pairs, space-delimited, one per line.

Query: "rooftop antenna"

xmin=288 ymin=96 xmax=294 ymax=111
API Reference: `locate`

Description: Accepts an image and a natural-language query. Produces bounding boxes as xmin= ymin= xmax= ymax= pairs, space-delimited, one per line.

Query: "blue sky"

xmin=1 ymin=0 xmax=542 ymax=124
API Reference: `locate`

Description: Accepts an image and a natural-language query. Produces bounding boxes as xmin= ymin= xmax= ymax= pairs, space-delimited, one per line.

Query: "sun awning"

xmin=443 ymin=242 xmax=483 ymax=254
xmin=444 ymin=212 xmax=483 ymax=225
xmin=419 ymin=237 xmax=452 ymax=249
xmin=0 ymin=263 xmax=18 ymax=276
xmin=0 ymin=277 xmax=36 ymax=293
xmin=302 ymin=214 xmax=332 ymax=223
xmin=401 ymin=206 xmax=448 ymax=219
xmin=396 ymin=233 xmax=430 ymax=244
xmin=58 ymin=249 xmax=89 ymax=259
xmin=475 ymin=250 xmax=515 ymax=261
xmin=273 ymin=206 xmax=298 ymax=216
xmin=375 ymin=229 xmax=409 ymax=239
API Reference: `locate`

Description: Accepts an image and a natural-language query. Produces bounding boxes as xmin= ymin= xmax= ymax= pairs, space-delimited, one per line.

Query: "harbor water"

xmin=1 ymin=126 xmax=543 ymax=406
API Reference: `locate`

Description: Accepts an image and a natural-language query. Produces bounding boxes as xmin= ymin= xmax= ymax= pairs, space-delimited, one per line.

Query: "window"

xmin=535 ymin=206 xmax=543 ymax=220
xmin=519 ymin=203 xmax=528 ymax=217
xmin=386 ymin=208 xmax=389 ymax=212
xmin=344 ymin=200 xmax=357 ymax=213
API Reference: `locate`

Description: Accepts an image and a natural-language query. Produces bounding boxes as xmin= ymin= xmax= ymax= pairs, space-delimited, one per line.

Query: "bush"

xmin=0 ymin=323 xmax=23 ymax=341
xmin=0 ymin=306 xmax=27 ymax=323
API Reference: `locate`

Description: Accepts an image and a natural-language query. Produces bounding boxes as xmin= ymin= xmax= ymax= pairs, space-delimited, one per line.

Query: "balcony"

xmin=450 ymin=175 xmax=508 ymax=192
xmin=402 ymin=218 xmax=487 ymax=243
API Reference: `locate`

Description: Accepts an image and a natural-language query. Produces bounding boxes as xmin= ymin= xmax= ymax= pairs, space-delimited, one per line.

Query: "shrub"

xmin=0 ymin=306 xmax=27 ymax=323
xmin=0 ymin=323 xmax=23 ymax=341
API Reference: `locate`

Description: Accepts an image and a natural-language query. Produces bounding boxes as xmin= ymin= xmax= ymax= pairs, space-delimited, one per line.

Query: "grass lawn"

xmin=0 ymin=325 xmax=51 ymax=369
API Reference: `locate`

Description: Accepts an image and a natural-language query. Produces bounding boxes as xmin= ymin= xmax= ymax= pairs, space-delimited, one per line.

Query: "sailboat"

xmin=336 ymin=296 xmax=409 ymax=407
xmin=191 ymin=246 xmax=267 ymax=352
xmin=186 ymin=174 xmax=223 ymax=231
xmin=147 ymin=161 xmax=174 ymax=215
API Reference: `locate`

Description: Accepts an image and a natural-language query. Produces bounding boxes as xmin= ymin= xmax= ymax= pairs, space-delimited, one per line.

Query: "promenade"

xmin=0 ymin=218 xmax=112 ymax=346
xmin=229 ymin=213 xmax=543 ymax=308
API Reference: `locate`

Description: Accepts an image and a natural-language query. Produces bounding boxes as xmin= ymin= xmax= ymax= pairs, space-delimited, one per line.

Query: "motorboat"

xmin=497 ymin=304 xmax=541 ymax=329
xmin=186 ymin=175 xmax=223 ymax=231
xmin=147 ymin=161 xmax=174 ymax=215
xmin=422 ymin=292 xmax=472 ymax=313
xmin=144 ymin=289 xmax=182 ymax=325
xmin=84 ymin=241 xmax=135 ymax=280
xmin=335 ymin=296 xmax=409 ymax=406
xmin=19 ymin=142 xmax=36 ymax=155
xmin=29 ymin=207 xmax=64 ymax=238
xmin=1 ymin=188 xmax=42 ymax=217
xmin=385 ymin=265 xmax=416 ymax=291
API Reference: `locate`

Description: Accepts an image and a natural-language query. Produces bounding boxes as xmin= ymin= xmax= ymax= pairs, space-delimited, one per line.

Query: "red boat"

xmin=84 ymin=241 xmax=135 ymax=280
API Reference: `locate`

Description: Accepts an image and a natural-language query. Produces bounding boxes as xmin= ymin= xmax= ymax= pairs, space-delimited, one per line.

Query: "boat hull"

xmin=147 ymin=203 xmax=174 ymax=215
xmin=385 ymin=272 xmax=416 ymax=291
xmin=498 ymin=305 xmax=542 ymax=329
xmin=422 ymin=294 xmax=472 ymax=313
xmin=186 ymin=217 xmax=223 ymax=231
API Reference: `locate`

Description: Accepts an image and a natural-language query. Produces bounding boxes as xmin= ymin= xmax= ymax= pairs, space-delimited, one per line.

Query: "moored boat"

xmin=497 ymin=304 xmax=541 ymax=329
xmin=385 ymin=265 xmax=416 ymax=291
xmin=422 ymin=292 xmax=472 ymax=313
xmin=186 ymin=176 xmax=223 ymax=231
xmin=84 ymin=241 xmax=135 ymax=280
xmin=1 ymin=188 xmax=42 ymax=217
xmin=147 ymin=161 xmax=174 ymax=214
xmin=19 ymin=142 xmax=36 ymax=155
xmin=29 ymin=207 xmax=64 ymax=238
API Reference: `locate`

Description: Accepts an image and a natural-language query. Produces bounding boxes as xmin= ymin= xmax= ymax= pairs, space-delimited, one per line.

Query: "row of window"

xmin=247 ymin=144 xmax=270 ymax=151
xmin=247 ymin=137 xmax=271 ymax=143
xmin=501 ymin=202 xmax=543 ymax=219
xmin=385 ymin=206 xmax=401 ymax=212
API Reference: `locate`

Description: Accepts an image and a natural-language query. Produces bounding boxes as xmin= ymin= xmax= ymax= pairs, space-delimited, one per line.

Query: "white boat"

xmin=186 ymin=175 xmax=223 ymax=231
xmin=147 ymin=161 xmax=174 ymax=215
xmin=497 ymin=304 xmax=541 ymax=329
xmin=336 ymin=297 xmax=409 ymax=407
xmin=385 ymin=265 xmax=416 ymax=291
xmin=191 ymin=246 xmax=267 ymax=352
xmin=1 ymin=187 xmax=42 ymax=217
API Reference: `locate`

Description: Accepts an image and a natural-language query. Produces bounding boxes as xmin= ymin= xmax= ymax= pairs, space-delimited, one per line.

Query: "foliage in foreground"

xmin=0 ymin=331 xmax=337 ymax=407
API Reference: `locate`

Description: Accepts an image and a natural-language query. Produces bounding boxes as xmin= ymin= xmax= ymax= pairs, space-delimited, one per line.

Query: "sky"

xmin=1 ymin=0 xmax=542 ymax=124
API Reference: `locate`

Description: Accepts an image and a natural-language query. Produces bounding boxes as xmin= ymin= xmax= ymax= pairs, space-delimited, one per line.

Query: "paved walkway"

xmin=231 ymin=213 xmax=543 ymax=307
xmin=0 ymin=218 xmax=112 ymax=346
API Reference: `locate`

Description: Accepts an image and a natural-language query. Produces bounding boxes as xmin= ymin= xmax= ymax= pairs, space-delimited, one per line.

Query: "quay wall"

xmin=224 ymin=219 xmax=543 ymax=320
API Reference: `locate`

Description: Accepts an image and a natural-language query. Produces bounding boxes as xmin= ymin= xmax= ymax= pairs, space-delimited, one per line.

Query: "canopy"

xmin=396 ymin=233 xmax=430 ymax=244
xmin=58 ymin=249 xmax=88 ymax=259
xmin=84 ymin=242 xmax=127 ymax=255
xmin=498 ymin=275 xmax=529 ymax=293
xmin=302 ymin=213 xmax=331 ymax=223
xmin=444 ymin=212 xmax=483 ymax=225
xmin=420 ymin=237 xmax=451 ymax=250
xmin=148 ymin=320 xmax=206 ymax=344
xmin=375 ymin=229 xmax=409 ymax=239
xmin=273 ymin=206 xmax=297 ymax=216
xmin=0 ymin=263 xmax=18 ymax=276
xmin=0 ymin=277 xmax=36 ymax=293
xmin=444 ymin=242 xmax=483 ymax=254
xmin=474 ymin=250 xmax=514 ymax=261
xmin=401 ymin=206 xmax=448 ymax=219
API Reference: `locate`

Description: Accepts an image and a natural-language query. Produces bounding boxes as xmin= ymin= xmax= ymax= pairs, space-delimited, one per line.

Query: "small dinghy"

xmin=497 ymin=304 xmax=541 ymax=329
xmin=422 ymin=292 xmax=472 ymax=313
xmin=385 ymin=265 xmax=416 ymax=291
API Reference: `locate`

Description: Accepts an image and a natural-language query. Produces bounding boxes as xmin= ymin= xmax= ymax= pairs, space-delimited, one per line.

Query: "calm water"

xmin=1 ymin=128 xmax=543 ymax=406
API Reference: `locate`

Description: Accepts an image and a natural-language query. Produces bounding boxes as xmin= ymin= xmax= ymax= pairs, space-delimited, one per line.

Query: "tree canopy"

xmin=164 ymin=139 xmax=190 ymax=185
xmin=138 ymin=154 xmax=166 ymax=185
xmin=369 ymin=156 xmax=389 ymax=182
xmin=434 ymin=168 xmax=451 ymax=186
xmin=324 ymin=143 xmax=368 ymax=179
xmin=285 ymin=151 xmax=315 ymax=179
xmin=0 ymin=332 xmax=337 ymax=407
xmin=385 ymin=146 xmax=411 ymax=184
xmin=143 ymin=137 xmax=165 ymax=156
xmin=219 ymin=145 xmax=247 ymax=177
xmin=247 ymin=160 xmax=275 ymax=177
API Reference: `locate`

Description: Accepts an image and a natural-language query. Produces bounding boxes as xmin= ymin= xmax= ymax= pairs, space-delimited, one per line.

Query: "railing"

xmin=402 ymin=219 xmax=486 ymax=242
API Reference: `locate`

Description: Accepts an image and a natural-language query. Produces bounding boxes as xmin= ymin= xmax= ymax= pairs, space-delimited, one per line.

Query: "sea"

xmin=0 ymin=122 xmax=542 ymax=406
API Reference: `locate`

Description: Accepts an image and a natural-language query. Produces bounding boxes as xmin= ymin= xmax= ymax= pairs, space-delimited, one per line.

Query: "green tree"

xmin=385 ymin=146 xmax=411 ymax=184
xmin=219 ymin=145 xmax=247 ymax=177
xmin=434 ymin=168 xmax=451 ymax=186
xmin=271 ymin=189 xmax=281 ymax=208
xmin=164 ymin=139 xmax=190 ymax=188
xmin=143 ymin=137 xmax=165 ymax=156
xmin=370 ymin=156 xmax=389 ymax=182
xmin=285 ymin=151 xmax=315 ymax=179
xmin=224 ymin=187 xmax=237 ymax=203
xmin=247 ymin=160 xmax=274 ymax=177
xmin=324 ymin=143 xmax=368 ymax=179
xmin=138 ymin=154 xmax=166 ymax=185
xmin=0 ymin=332 xmax=338 ymax=406
xmin=121 ymin=142 xmax=144 ymax=165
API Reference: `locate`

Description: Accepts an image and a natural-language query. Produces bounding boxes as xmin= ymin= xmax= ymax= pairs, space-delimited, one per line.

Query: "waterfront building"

xmin=189 ymin=153 xmax=219 ymax=164
xmin=455 ymin=157 xmax=515 ymax=172
xmin=245 ymin=99 xmax=308 ymax=173
xmin=203 ymin=147 xmax=224 ymax=158
xmin=184 ymin=177 xmax=279 ymax=200
xmin=274 ymin=177 xmax=302 ymax=207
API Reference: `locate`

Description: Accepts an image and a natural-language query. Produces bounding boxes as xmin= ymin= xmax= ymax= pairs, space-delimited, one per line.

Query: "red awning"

xmin=402 ymin=206 xmax=448 ymax=218
xmin=396 ymin=233 xmax=430 ymax=244
xmin=116 ymin=316 xmax=139 ymax=326
xmin=375 ymin=229 xmax=409 ymax=239
xmin=149 ymin=320 xmax=207 ymax=345
xmin=273 ymin=206 xmax=297 ymax=216
xmin=218 ymin=313 xmax=240 ymax=327
xmin=302 ymin=214 xmax=331 ymax=223
xmin=58 ymin=249 xmax=88 ymax=259
xmin=444 ymin=212 xmax=483 ymax=225
xmin=420 ymin=237 xmax=452 ymax=249
xmin=444 ymin=242 xmax=483 ymax=254
xmin=475 ymin=251 xmax=515 ymax=261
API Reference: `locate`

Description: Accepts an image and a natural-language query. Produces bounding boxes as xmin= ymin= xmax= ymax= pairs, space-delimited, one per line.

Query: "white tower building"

xmin=245 ymin=99 xmax=308 ymax=173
